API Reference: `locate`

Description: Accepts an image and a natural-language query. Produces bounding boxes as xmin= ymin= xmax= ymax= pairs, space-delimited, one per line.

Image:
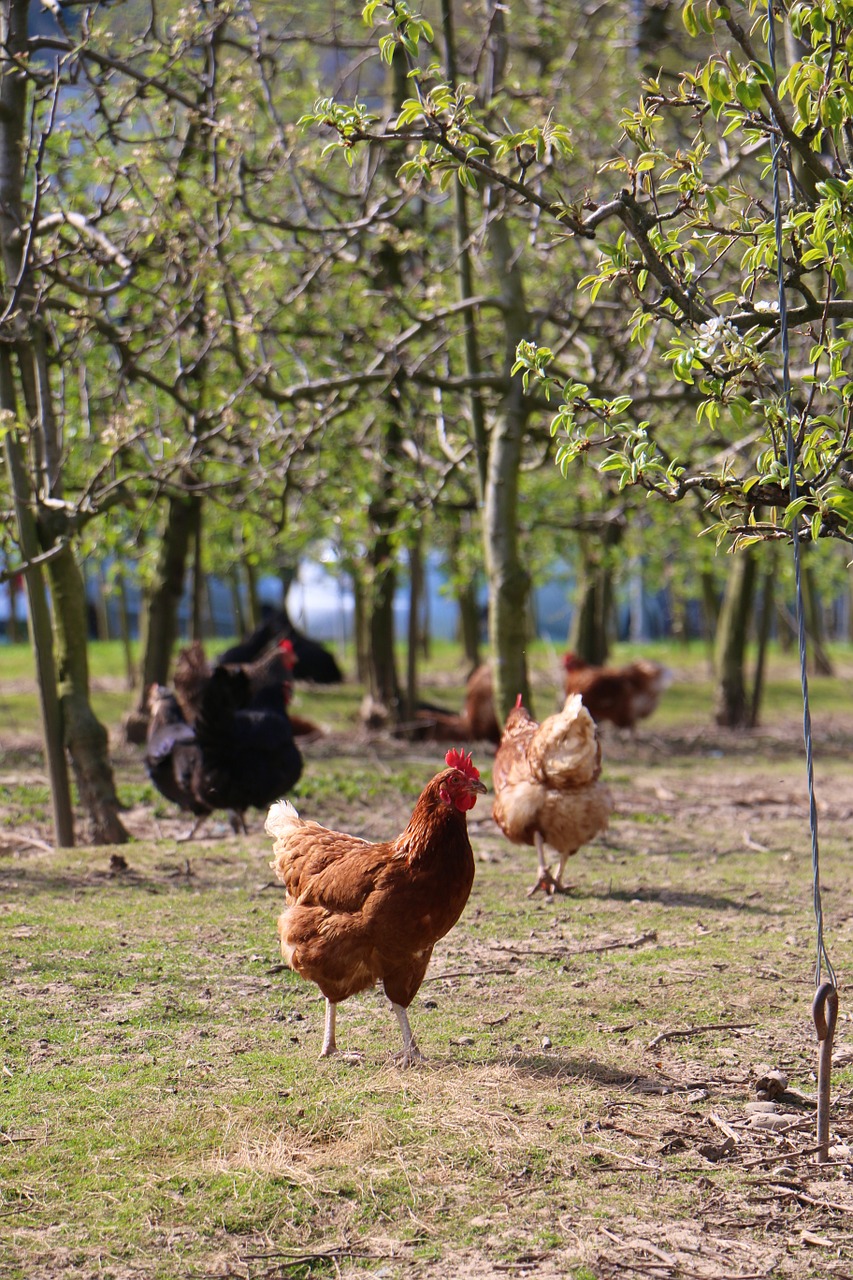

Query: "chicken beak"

xmin=470 ymin=778 xmax=488 ymax=795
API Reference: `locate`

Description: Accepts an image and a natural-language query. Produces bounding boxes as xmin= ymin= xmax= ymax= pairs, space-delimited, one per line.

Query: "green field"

xmin=1 ymin=642 xmax=851 ymax=1279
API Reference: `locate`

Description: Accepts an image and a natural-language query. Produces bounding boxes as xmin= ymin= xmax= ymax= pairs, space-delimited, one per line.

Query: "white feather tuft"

xmin=265 ymin=798 xmax=301 ymax=839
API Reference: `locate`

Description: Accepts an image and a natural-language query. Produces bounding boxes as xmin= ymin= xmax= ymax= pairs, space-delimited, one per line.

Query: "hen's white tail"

xmin=265 ymin=798 xmax=303 ymax=841
xmin=529 ymin=692 xmax=601 ymax=787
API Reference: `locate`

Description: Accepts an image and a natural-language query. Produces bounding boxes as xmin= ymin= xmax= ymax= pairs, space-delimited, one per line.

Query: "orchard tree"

xmin=312 ymin=0 xmax=853 ymax=724
xmin=0 ymin=0 xmax=321 ymax=838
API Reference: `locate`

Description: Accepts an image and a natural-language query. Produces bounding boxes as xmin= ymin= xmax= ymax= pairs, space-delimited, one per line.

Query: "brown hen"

xmin=493 ymin=694 xmax=613 ymax=896
xmin=562 ymin=653 xmax=670 ymax=730
xmin=265 ymin=749 xmax=486 ymax=1064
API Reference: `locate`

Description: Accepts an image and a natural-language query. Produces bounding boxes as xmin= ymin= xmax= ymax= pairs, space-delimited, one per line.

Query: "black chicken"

xmin=144 ymin=685 xmax=210 ymax=840
xmin=174 ymin=637 xmax=323 ymax=742
xmin=144 ymin=669 xmax=303 ymax=838
xmin=218 ymin=607 xmax=344 ymax=684
xmin=174 ymin=638 xmax=295 ymax=726
xmin=191 ymin=666 xmax=304 ymax=832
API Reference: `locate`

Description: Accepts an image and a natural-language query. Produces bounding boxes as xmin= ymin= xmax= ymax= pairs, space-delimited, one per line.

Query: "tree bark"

xmin=749 ymin=552 xmax=776 ymax=728
xmin=457 ymin=578 xmax=481 ymax=671
xmin=349 ymin=568 xmax=368 ymax=683
xmin=483 ymin=218 xmax=532 ymax=720
xmin=244 ymin=559 xmax=260 ymax=632
xmin=47 ymin=545 xmax=129 ymax=843
xmin=714 ymin=548 xmax=758 ymax=727
xmin=569 ymin=527 xmax=621 ymax=664
xmin=367 ymin=466 xmax=402 ymax=714
xmin=190 ymin=495 xmax=204 ymax=642
xmin=115 ymin=569 xmax=136 ymax=691
xmin=229 ymin=567 xmax=246 ymax=641
xmin=404 ymin=536 xmax=424 ymax=721
xmin=126 ymin=490 xmax=196 ymax=741
xmin=802 ymin=556 xmax=833 ymax=675
xmin=2 ymin=407 xmax=74 ymax=846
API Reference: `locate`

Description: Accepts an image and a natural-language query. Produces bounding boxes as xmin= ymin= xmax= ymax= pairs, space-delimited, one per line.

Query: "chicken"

xmin=225 ymin=608 xmax=344 ymax=683
xmin=174 ymin=637 xmax=323 ymax=741
xmin=562 ymin=653 xmax=671 ymax=731
xmin=144 ymin=666 xmax=303 ymax=837
xmin=492 ymin=693 xmax=613 ymax=896
xmin=408 ymin=664 xmax=501 ymax=744
xmin=144 ymin=684 xmax=211 ymax=839
xmin=192 ymin=666 xmax=303 ymax=832
xmin=265 ymin=748 xmax=487 ymax=1064
xmin=174 ymin=638 xmax=295 ymax=726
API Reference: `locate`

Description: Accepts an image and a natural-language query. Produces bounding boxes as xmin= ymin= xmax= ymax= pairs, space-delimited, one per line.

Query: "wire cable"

xmin=766 ymin=3 xmax=837 ymax=991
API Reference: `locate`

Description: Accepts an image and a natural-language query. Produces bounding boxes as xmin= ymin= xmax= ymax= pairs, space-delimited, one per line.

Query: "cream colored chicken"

xmin=492 ymin=693 xmax=613 ymax=896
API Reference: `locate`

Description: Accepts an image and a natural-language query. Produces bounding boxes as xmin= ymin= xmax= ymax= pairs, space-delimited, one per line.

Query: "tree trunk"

xmin=190 ymin=495 xmax=204 ymax=642
xmin=484 ymin=218 xmax=532 ymax=720
xmin=244 ymin=559 xmax=260 ymax=631
xmin=569 ymin=524 xmax=622 ymax=663
xmin=2 ymin=409 xmax=74 ymax=846
xmin=570 ymin=551 xmax=612 ymax=664
xmin=749 ymin=553 xmax=776 ymax=728
xmin=367 ymin=518 xmax=401 ymax=714
xmin=7 ymin=573 xmax=19 ymax=643
xmin=1 ymin=0 xmax=113 ymax=845
xmin=714 ymin=549 xmax=758 ymax=728
xmin=405 ymin=536 xmax=424 ymax=721
xmin=351 ymin=568 xmax=369 ymax=683
xmin=802 ymin=556 xmax=833 ymax=675
xmin=457 ymin=579 xmax=481 ymax=670
xmin=126 ymin=491 xmax=196 ymax=741
xmin=700 ymin=567 xmax=719 ymax=667
xmin=47 ymin=544 xmax=129 ymax=843
xmin=229 ymin=567 xmax=246 ymax=641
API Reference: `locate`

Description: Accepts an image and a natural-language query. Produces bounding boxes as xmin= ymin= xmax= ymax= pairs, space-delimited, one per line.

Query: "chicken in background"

xmin=492 ymin=693 xmax=613 ymax=896
xmin=265 ymin=748 xmax=487 ymax=1065
xmin=192 ymin=665 xmax=303 ymax=833
xmin=406 ymin=663 xmax=501 ymax=744
xmin=144 ymin=664 xmax=303 ymax=838
xmin=174 ymin=638 xmax=323 ymax=741
xmin=144 ymin=684 xmax=211 ymax=840
xmin=562 ymin=652 xmax=671 ymax=731
xmin=219 ymin=608 xmax=344 ymax=684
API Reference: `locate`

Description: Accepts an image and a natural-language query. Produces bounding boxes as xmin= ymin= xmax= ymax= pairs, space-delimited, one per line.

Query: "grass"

xmin=1 ymin=641 xmax=853 ymax=1278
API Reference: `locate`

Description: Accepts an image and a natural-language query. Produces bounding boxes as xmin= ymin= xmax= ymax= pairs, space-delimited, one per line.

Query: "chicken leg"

xmin=320 ymin=999 xmax=337 ymax=1057
xmin=391 ymin=1002 xmax=423 ymax=1067
xmin=527 ymin=832 xmax=573 ymax=897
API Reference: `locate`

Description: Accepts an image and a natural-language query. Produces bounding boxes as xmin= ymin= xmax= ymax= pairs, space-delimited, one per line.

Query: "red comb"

xmin=515 ymin=693 xmax=523 ymax=708
xmin=278 ymin=638 xmax=296 ymax=661
xmin=445 ymin=747 xmax=480 ymax=781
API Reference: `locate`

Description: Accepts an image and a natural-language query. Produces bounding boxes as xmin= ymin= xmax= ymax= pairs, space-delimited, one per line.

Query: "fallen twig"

xmin=0 ymin=832 xmax=54 ymax=854
xmin=741 ymin=1143 xmax=827 ymax=1169
xmin=709 ymin=1111 xmax=740 ymax=1144
xmin=491 ymin=930 xmax=658 ymax=959
xmin=425 ymin=965 xmax=519 ymax=982
xmin=240 ymin=1246 xmax=390 ymax=1265
xmin=646 ymin=1021 xmax=754 ymax=1050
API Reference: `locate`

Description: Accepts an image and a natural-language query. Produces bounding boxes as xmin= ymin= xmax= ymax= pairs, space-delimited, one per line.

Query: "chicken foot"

xmin=391 ymin=1002 xmax=424 ymax=1067
xmin=177 ymin=815 xmax=209 ymax=843
xmin=527 ymin=833 xmax=573 ymax=897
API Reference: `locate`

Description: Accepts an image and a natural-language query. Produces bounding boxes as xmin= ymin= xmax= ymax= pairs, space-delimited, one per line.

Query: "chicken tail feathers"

xmin=265 ymin=798 xmax=302 ymax=841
